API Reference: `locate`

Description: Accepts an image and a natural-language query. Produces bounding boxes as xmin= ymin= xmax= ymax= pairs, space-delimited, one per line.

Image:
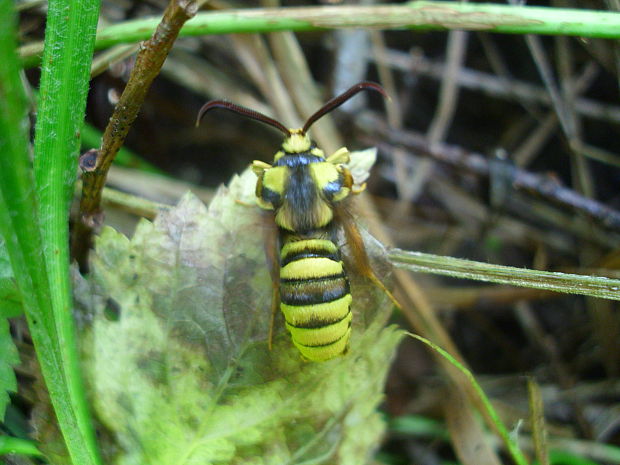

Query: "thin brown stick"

xmin=362 ymin=115 xmax=620 ymax=232
xmin=371 ymin=49 xmax=620 ymax=125
xmin=513 ymin=62 xmax=598 ymax=167
xmin=72 ymin=0 xmax=198 ymax=267
xmin=427 ymin=30 xmax=469 ymax=145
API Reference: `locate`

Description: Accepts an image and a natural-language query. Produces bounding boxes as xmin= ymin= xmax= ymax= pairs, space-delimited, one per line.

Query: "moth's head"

xmin=195 ymin=81 xmax=388 ymax=163
xmin=272 ymin=130 xmax=326 ymax=163
xmin=281 ymin=129 xmax=312 ymax=154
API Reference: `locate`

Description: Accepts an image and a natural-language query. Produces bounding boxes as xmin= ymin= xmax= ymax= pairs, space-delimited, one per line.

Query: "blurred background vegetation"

xmin=4 ymin=0 xmax=620 ymax=464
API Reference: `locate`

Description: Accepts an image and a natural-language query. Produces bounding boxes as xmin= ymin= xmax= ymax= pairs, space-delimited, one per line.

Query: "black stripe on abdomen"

xmin=280 ymin=276 xmax=350 ymax=306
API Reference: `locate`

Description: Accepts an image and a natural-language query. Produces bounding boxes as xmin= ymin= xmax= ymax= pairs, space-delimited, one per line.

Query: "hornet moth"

xmin=196 ymin=82 xmax=400 ymax=362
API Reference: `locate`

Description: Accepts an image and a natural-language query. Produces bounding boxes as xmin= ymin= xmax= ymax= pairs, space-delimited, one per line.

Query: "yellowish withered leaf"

xmin=76 ymin=156 xmax=403 ymax=465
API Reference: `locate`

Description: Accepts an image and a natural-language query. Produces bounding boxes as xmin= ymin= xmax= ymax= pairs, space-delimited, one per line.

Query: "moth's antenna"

xmin=196 ymin=100 xmax=291 ymax=137
xmin=302 ymin=81 xmax=389 ymax=134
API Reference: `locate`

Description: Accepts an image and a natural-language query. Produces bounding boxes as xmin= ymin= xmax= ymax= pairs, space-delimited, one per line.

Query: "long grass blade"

xmin=21 ymin=0 xmax=101 ymax=463
xmin=390 ymin=249 xmax=620 ymax=301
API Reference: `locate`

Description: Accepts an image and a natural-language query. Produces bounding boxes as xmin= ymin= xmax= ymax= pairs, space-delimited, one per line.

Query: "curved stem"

xmin=20 ymin=2 xmax=620 ymax=68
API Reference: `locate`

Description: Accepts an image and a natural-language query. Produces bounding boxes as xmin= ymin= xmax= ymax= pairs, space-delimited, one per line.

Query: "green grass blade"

xmin=410 ymin=333 xmax=530 ymax=465
xmin=29 ymin=0 xmax=102 ymax=464
xmin=389 ymin=414 xmax=450 ymax=440
xmin=0 ymin=436 xmax=44 ymax=458
xmin=389 ymin=249 xmax=620 ymax=301
xmin=547 ymin=450 xmax=599 ymax=465
xmin=1 ymin=0 xmax=102 ymax=464
xmin=0 ymin=0 xmax=56 ymax=432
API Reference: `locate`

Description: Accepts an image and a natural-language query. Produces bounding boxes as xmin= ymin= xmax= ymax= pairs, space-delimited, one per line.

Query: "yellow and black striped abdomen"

xmin=279 ymin=238 xmax=352 ymax=361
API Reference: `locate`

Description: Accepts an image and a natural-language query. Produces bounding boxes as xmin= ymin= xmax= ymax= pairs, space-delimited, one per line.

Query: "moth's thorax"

xmin=256 ymin=155 xmax=351 ymax=233
xmin=253 ymin=130 xmax=353 ymax=234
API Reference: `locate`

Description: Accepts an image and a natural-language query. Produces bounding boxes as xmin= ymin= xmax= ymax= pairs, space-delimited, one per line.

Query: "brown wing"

xmin=333 ymin=202 xmax=402 ymax=310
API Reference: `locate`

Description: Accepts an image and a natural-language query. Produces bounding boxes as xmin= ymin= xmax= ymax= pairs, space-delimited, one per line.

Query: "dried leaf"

xmin=77 ymin=165 xmax=403 ymax=465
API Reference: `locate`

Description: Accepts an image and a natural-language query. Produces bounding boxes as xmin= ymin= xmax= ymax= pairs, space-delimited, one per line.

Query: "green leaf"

xmin=0 ymin=280 xmax=21 ymax=318
xmin=0 ymin=318 xmax=19 ymax=421
xmin=78 ymin=168 xmax=403 ymax=465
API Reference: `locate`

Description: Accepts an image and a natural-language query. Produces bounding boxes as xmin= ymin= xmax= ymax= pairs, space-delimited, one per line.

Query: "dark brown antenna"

xmin=302 ymin=81 xmax=388 ymax=134
xmin=196 ymin=100 xmax=291 ymax=136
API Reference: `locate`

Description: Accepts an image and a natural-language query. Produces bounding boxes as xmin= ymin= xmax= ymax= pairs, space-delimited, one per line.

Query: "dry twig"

xmin=71 ymin=0 xmax=199 ymax=267
xmin=363 ymin=115 xmax=620 ymax=232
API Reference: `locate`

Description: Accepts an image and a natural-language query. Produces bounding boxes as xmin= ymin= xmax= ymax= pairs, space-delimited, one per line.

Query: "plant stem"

xmin=389 ymin=249 xmax=620 ymax=300
xmin=18 ymin=2 xmax=620 ymax=67
xmin=72 ymin=0 xmax=198 ymax=267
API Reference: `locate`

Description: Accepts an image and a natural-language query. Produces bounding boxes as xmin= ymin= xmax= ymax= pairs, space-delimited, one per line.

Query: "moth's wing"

xmin=333 ymin=202 xmax=401 ymax=310
xmin=260 ymin=210 xmax=281 ymax=349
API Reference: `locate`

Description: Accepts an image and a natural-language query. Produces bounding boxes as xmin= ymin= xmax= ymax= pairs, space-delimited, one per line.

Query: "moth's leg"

xmin=234 ymin=199 xmax=256 ymax=207
xmin=336 ymin=164 xmax=366 ymax=196
xmin=231 ymin=161 xmax=274 ymax=208
xmin=351 ymin=182 xmax=367 ymax=195
xmin=252 ymin=159 xmax=272 ymax=175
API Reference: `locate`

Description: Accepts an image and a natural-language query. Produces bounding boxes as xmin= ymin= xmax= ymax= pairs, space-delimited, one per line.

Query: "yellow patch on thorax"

xmin=310 ymin=162 xmax=350 ymax=202
xmin=261 ymin=166 xmax=288 ymax=196
xmin=310 ymin=163 xmax=340 ymax=188
xmin=310 ymin=147 xmax=326 ymax=158
xmin=312 ymin=202 xmax=335 ymax=228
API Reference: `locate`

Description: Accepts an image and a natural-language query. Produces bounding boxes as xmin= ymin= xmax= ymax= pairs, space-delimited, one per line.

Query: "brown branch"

xmin=371 ymin=49 xmax=620 ymax=125
xmin=72 ymin=0 xmax=198 ymax=268
xmin=361 ymin=114 xmax=620 ymax=232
